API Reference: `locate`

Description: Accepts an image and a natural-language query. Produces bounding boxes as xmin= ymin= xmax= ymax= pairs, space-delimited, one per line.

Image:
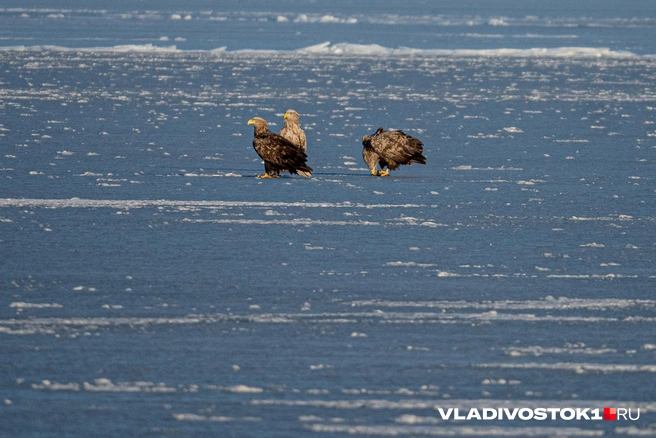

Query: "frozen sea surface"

xmin=1 ymin=1 xmax=656 ymax=437
xmin=2 ymin=0 xmax=656 ymax=54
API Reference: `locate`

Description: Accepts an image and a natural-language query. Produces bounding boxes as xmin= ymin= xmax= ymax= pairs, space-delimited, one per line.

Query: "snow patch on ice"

xmin=502 ymin=127 xmax=523 ymax=133
xmin=10 ymin=302 xmax=63 ymax=309
xmin=226 ymin=384 xmax=263 ymax=393
xmin=184 ymin=172 xmax=242 ymax=178
xmin=306 ymin=424 xmax=604 ymax=435
xmin=504 ymin=344 xmax=617 ymax=357
xmin=174 ymin=413 xmax=261 ymax=422
xmin=452 ymin=165 xmax=523 ymax=171
xmin=476 ymin=362 xmax=656 ymax=373
xmin=386 ymin=261 xmax=437 ymax=268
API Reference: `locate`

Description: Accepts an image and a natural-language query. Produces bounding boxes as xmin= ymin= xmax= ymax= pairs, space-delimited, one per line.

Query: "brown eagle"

xmin=278 ymin=109 xmax=307 ymax=152
xmin=247 ymin=117 xmax=312 ymax=178
xmin=362 ymin=127 xmax=427 ymax=176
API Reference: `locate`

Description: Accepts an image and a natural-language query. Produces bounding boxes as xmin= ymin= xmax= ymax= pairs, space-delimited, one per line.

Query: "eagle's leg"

xmin=379 ymin=168 xmax=390 ymax=177
xmin=259 ymin=162 xmax=275 ymax=178
xmin=272 ymin=169 xmax=280 ymax=178
xmin=370 ymin=168 xmax=379 ymax=176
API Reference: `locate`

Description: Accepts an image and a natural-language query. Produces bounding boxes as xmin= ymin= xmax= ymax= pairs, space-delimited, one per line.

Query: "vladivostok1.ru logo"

xmin=434 ymin=407 xmax=639 ymax=421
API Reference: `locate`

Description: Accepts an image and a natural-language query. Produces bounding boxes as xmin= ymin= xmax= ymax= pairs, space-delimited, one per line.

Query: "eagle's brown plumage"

xmin=278 ymin=109 xmax=307 ymax=152
xmin=362 ymin=127 xmax=426 ymax=176
xmin=247 ymin=117 xmax=312 ymax=178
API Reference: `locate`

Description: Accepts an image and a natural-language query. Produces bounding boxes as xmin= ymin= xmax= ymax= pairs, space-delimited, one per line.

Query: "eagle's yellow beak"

xmin=247 ymin=119 xmax=255 ymax=125
xmin=284 ymin=113 xmax=289 ymax=120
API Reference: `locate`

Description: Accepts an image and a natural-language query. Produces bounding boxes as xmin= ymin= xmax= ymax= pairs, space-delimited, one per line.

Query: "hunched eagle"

xmin=361 ymin=127 xmax=427 ymax=176
xmin=278 ymin=109 xmax=307 ymax=152
xmin=247 ymin=117 xmax=312 ymax=178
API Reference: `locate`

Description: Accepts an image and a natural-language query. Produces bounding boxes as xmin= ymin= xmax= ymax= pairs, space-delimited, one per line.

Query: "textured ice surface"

xmin=1 ymin=1 xmax=656 ymax=436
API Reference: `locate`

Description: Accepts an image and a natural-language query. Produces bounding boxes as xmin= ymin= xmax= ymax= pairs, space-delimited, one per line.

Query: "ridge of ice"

xmin=0 ymin=42 xmax=643 ymax=58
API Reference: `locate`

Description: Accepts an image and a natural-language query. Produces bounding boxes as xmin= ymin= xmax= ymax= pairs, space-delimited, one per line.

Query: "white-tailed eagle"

xmin=362 ymin=127 xmax=426 ymax=176
xmin=278 ymin=109 xmax=307 ymax=152
xmin=247 ymin=117 xmax=312 ymax=178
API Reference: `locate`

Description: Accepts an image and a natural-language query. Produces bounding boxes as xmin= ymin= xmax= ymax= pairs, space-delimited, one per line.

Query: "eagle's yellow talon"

xmin=379 ymin=169 xmax=390 ymax=177
xmin=258 ymin=173 xmax=272 ymax=179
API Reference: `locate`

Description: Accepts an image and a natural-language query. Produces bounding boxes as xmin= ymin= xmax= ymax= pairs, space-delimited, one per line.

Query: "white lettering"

xmin=591 ymin=408 xmax=602 ymax=420
xmin=518 ymin=408 xmax=533 ymax=420
xmin=533 ymin=408 xmax=547 ymax=420
xmin=467 ymin=408 xmax=482 ymax=420
xmin=503 ymin=408 xmax=519 ymax=420
xmin=629 ymin=409 xmax=640 ymax=421
xmin=576 ymin=408 xmax=590 ymax=420
xmin=431 ymin=406 xmax=635 ymax=421
xmin=483 ymin=408 xmax=497 ymax=420
xmin=437 ymin=408 xmax=453 ymax=420
xmin=561 ymin=408 xmax=575 ymax=420
xmin=547 ymin=408 xmax=559 ymax=420
xmin=618 ymin=408 xmax=628 ymax=420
